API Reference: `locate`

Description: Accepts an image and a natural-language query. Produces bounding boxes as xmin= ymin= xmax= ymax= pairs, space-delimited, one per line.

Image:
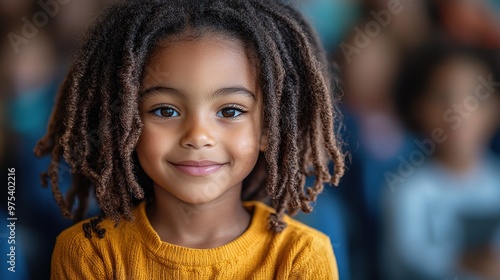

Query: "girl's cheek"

xmin=232 ymin=128 xmax=260 ymax=156
xmin=137 ymin=125 xmax=166 ymax=155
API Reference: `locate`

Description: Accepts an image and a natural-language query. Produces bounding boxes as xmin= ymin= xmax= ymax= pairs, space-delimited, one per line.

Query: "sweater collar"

xmin=134 ymin=201 xmax=273 ymax=266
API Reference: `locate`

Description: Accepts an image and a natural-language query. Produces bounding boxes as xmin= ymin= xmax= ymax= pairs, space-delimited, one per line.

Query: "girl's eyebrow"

xmin=212 ymin=86 xmax=256 ymax=100
xmin=140 ymin=86 xmax=256 ymax=100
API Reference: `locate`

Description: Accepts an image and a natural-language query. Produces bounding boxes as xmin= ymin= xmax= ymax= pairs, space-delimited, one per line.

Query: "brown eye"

xmin=152 ymin=107 xmax=179 ymax=117
xmin=217 ymin=107 xmax=244 ymax=118
xmin=222 ymin=108 xmax=236 ymax=117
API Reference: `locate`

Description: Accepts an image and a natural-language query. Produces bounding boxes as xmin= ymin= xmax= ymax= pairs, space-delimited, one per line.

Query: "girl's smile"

xmin=169 ymin=160 xmax=227 ymax=177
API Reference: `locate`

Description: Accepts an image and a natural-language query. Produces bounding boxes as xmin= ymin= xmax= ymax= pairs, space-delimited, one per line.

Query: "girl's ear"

xmin=259 ymin=132 xmax=268 ymax=152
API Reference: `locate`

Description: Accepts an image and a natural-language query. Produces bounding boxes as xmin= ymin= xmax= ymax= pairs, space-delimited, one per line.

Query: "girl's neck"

xmin=146 ymin=184 xmax=251 ymax=249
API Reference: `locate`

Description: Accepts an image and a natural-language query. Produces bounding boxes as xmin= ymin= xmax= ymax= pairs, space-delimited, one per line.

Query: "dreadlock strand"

xmin=117 ymin=4 xmax=172 ymax=200
xmin=259 ymin=0 xmax=337 ymax=213
xmin=48 ymin=151 xmax=71 ymax=218
xmin=268 ymin=192 xmax=288 ymax=232
xmin=240 ymin=3 xmax=285 ymax=201
xmin=256 ymin=8 xmax=302 ymax=208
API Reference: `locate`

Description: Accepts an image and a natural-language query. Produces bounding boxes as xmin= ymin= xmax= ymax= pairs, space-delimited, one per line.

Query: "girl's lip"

xmin=170 ymin=161 xmax=225 ymax=176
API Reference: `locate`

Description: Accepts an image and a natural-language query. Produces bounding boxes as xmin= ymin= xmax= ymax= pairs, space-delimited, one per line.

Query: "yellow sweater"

xmin=51 ymin=201 xmax=338 ymax=279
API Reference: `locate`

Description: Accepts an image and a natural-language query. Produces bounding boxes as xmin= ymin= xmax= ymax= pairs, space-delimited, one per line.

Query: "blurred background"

xmin=0 ymin=0 xmax=499 ymax=279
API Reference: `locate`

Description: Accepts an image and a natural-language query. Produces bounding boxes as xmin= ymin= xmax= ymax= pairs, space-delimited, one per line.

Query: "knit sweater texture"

xmin=51 ymin=201 xmax=338 ymax=279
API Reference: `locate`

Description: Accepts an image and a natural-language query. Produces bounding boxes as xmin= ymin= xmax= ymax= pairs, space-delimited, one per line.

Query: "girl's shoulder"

xmin=244 ymin=201 xmax=338 ymax=278
xmin=50 ymin=204 xmax=146 ymax=279
xmin=54 ymin=204 xmax=144 ymax=249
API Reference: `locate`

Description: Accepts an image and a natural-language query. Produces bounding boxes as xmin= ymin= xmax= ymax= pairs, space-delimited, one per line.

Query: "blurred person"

xmin=333 ymin=29 xmax=418 ymax=280
xmin=6 ymin=31 xmax=59 ymax=137
xmin=1 ymin=1 xmax=115 ymax=277
xmin=383 ymin=42 xmax=500 ymax=280
xmin=2 ymin=30 xmax=71 ymax=279
xmin=340 ymin=31 xmax=411 ymax=222
xmin=288 ymin=2 xmax=362 ymax=280
xmin=0 ymin=44 xmax=33 ymax=280
xmin=429 ymin=0 xmax=500 ymax=47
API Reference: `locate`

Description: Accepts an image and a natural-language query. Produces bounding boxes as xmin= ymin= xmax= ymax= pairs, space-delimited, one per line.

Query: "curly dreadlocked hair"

xmin=34 ymin=0 xmax=345 ymax=233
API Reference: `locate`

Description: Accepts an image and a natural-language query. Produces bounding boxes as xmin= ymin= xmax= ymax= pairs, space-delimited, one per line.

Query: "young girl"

xmin=35 ymin=0 xmax=345 ymax=278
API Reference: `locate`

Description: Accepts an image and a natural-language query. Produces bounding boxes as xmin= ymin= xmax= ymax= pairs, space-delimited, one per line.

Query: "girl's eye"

xmin=152 ymin=107 xmax=180 ymax=118
xmin=217 ymin=107 xmax=245 ymax=118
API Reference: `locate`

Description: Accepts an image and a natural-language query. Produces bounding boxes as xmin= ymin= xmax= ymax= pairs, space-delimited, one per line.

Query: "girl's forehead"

xmin=155 ymin=33 xmax=244 ymax=56
xmin=141 ymin=33 xmax=261 ymax=98
xmin=151 ymin=31 xmax=260 ymax=69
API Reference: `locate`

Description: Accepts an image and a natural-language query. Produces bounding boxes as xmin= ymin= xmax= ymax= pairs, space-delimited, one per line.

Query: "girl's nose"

xmin=180 ymin=117 xmax=216 ymax=149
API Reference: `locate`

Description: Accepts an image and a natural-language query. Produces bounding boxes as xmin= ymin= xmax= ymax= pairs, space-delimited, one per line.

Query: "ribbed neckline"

xmin=133 ymin=201 xmax=272 ymax=267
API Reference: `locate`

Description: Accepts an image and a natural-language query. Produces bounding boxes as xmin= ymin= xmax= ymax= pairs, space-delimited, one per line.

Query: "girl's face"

xmin=136 ymin=33 xmax=265 ymax=205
